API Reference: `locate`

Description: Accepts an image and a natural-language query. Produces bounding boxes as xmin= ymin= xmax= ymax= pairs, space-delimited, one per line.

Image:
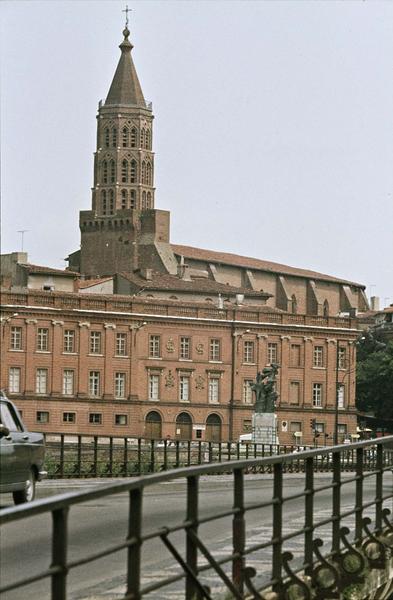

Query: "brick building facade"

xmin=0 ymin=290 xmax=358 ymax=444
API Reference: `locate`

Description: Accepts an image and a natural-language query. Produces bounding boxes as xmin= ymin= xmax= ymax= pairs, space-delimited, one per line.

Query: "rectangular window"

xmin=243 ymin=419 xmax=252 ymax=432
xmin=63 ymin=412 xmax=76 ymax=423
xmin=267 ymin=342 xmax=278 ymax=364
xmin=9 ymin=367 xmax=21 ymax=393
xmin=208 ymin=377 xmax=219 ymax=403
xmin=115 ymin=372 xmax=126 ymax=398
xmin=289 ymin=381 xmax=300 ymax=405
xmin=36 ymin=411 xmax=49 ymax=424
xmin=315 ymin=422 xmax=325 ymax=433
xmin=337 ymin=384 xmax=345 ymax=409
xmin=180 ymin=337 xmax=191 ymax=360
xmin=89 ymin=371 xmax=101 ymax=397
xmin=10 ymin=326 xmax=22 ymax=350
xmin=63 ymin=329 xmax=75 ymax=353
xmin=36 ymin=368 xmax=48 ymax=394
xmin=209 ymin=339 xmax=221 ymax=361
xmin=243 ymin=379 xmax=253 ymax=404
xmin=313 ymin=346 xmax=324 ymax=367
xmin=115 ymin=332 xmax=127 ymax=356
xmin=338 ymin=347 xmax=347 ymax=369
xmin=243 ymin=341 xmax=255 ymax=364
xmin=148 ymin=374 xmax=160 ymax=400
xmin=115 ymin=414 xmax=127 ymax=425
xmin=37 ymin=328 xmax=49 ymax=351
xmin=149 ymin=335 xmax=161 ymax=358
xmin=90 ymin=331 xmax=102 ymax=354
xmin=337 ymin=424 xmax=347 ymax=435
xmin=290 ymin=344 xmax=301 ymax=367
xmin=179 ymin=375 xmax=190 ymax=401
xmin=62 ymin=370 xmax=74 ymax=396
xmin=290 ymin=421 xmax=302 ymax=433
xmin=89 ymin=413 xmax=102 ymax=425
xmin=312 ymin=383 xmax=323 ymax=407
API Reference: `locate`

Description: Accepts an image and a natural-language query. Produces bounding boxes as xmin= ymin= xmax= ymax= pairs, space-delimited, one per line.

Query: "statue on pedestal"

xmin=251 ymin=364 xmax=279 ymax=413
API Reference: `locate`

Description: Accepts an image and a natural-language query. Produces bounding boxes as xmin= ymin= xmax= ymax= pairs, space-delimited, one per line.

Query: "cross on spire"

xmin=122 ymin=5 xmax=132 ymax=28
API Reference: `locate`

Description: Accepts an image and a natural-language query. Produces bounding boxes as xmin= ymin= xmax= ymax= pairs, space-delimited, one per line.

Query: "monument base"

xmin=252 ymin=413 xmax=279 ymax=446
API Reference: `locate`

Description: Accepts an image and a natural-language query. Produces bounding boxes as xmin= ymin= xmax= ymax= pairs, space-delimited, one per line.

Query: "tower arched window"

xmin=140 ymin=128 xmax=145 ymax=149
xmin=110 ymin=160 xmax=116 ymax=183
xmin=130 ymin=128 xmax=137 ymax=148
xmin=145 ymin=129 xmax=150 ymax=149
xmin=146 ymin=162 xmax=152 ymax=185
xmin=104 ymin=128 xmax=110 ymax=148
xmin=323 ymin=299 xmax=329 ymax=317
xmin=122 ymin=127 xmax=129 ymax=147
xmin=101 ymin=190 xmax=107 ymax=215
xmin=121 ymin=189 xmax=128 ymax=209
xmin=109 ymin=189 xmax=115 ymax=215
xmin=102 ymin=160 xmax=108 ymax=184
xmin=142 ymin=191 xmax=147 ymax=210
xmin=130 ymin=189 xmax=136 ymax=209
xmin=291 ymin=294 xmax=297 ymax=314
xmin=130 ymin=160 xmax=137 ymax=183
xmin=121 ymin=160 xmax=128 ymax=183
xmin=112 ymin=128 xmax=117 ymax=148
xmin=147 ymin=191 xmax=151 ymax=208
xmin=142 ymin=161 xmax=146 ymax=184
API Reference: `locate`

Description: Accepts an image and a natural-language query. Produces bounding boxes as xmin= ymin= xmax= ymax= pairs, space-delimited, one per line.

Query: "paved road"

xmin=1 ymin=473 xmax=392 ymax=599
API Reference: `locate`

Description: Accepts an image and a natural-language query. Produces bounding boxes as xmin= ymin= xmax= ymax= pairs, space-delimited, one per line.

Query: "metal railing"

xmin=1 ymin=437 xmax=393 ymax=599
xmin=42 ymin=433 xmax=391 ymax=478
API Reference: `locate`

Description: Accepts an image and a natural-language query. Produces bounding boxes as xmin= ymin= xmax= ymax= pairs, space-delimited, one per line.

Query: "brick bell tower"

xmin=76 ymin=24 xmax=176 ymax=278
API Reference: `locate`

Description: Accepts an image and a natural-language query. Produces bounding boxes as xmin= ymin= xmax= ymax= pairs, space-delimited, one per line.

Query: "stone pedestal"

xmin=252 ymin=413 xmax=278 ymax=446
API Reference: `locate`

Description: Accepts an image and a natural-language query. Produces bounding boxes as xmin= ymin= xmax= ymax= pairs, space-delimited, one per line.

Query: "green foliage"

xmin=356 ymin=333 xmax=393 ymax=418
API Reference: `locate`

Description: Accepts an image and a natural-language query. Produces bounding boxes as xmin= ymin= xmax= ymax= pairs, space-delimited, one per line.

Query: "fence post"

xmin=304 ymin=456 xmax=314 ymax=576
xmin=355 ymin=447 xmax=364 ymax=544
xmin=375 ymin=443 xmax=383 ymax=532
xmin=123 ymin=437 xmax=128 ymax=476
xmin=126 ymin=488 xmax=143 ymax=600
xmin=185 ymin=475 xmax=199 ymax=600
xmin=332 ymin=451 xmax=341 ymax=557
xmin=272 ymin=462 xmax=283 ymax=594
xmin=232 ymin=468 xmax=245 ymax=594
xmin=109 ymin=437 xmax=113 ymax=476
xmin=51 ymin=507 xmax=69 ymax=600
xmin=59 ymin=434 xmax=64 ymax=479
xmin=77 ymin=435 xmax=82 ymax=476
xmin=93 ymin=436 xmax=98 ymax=477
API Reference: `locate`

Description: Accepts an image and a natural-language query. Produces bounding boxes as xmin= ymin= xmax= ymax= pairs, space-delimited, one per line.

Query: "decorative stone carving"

xmin=104 ymin=323 xmax=116 ymax=329
xmin=51 ymin=320 xmax=64 ymax=326
xmin=195 ymin=375 xmax=205 ymax=390
xmin=195 ymin=343 xmax=204 ymax=354
xmin=79 ymin=321 xmax=91 ymax=328
xmin=25 ymin=319 xmax=38 ymax=325
xmin=165 ymin=370 xmax=175 ymax=388
xmin=166 ymin=338 xmax=175 ymax=353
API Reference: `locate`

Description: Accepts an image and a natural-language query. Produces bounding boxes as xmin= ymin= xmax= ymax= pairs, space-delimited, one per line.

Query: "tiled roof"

xmin=21 ymin=264 xmax=79 ymax=277
xmin=171 ymin=244 xmax=364 ymax=287
xmin=118 ymin=271 xmax=271 ymax=297
xmin=78 ymin=277 xmax=113 ymax=289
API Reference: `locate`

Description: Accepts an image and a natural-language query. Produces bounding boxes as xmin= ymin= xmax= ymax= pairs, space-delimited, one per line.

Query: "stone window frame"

xmin=8 ymin=367 xmax=21 ymax=393
xmin=10 ymin=326 xmax=23 ymax=350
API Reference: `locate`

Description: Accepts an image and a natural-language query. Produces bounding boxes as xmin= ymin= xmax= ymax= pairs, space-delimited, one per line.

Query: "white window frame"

xmin=10 ymin=326 xmax=22 ymax=350
xmin=242 ymin=379 xmax=253 ymax=404
xmin=180 ymin=337 xmax=191 ymax=360
xmin=115 ymin=333 xmax=127 ymax=356
xmin=89 ymin=371 xmax=101 ymax=397
xmin=208 ymin=377 xmax=220 ymax=403
xmin=90 ymin=331 xmax=102 ymax=354
xmin=37 ymin=328 xmax=49 ymax=351
xmin=9 ymin=367 xmax=21 ymax=393
xmin=149 ymin=335 xmax=161 ymax=358
xmin=312 ymin=383 xmax=323 ymax=407
xmin=115 ymin=372 xmax=126 ymax=399
xmin=63 ymin=329 xmax=75 ymax=353
xmin=267 ymin=342 xmax=278 ymax=364
xmin=63 ymin=412 xmax=76 ymax=423
xmin=148 ymin=374 xmax=160 ymax=400
xmin=243 ymin=341 xmax=254 ymax=364
xmin=338 ymin=347 xmax=346 ymax=369
xmin=337 ymin=384 xmax=345 ymax=409
xmin=36 ymin=368 xmax=48 ymax=394
xmin=89 ymin=413 xmax=102 ymax=425
xmin=36 ymin=411 xmax=49 ymax=424
xmin=115 ymin=414 xmax=127 ymax=426
xmin=62 ymin=370 xmax=74 ymax=396
xmin=313 ymin=346 xmax=324 ymax=368
xmin=209 ymin=338 xmax=221 ymax=361
xmin=179 ymin=375 xmax=190 ymax=402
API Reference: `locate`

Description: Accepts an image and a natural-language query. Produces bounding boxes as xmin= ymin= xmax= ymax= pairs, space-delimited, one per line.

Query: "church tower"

xmin=76 ymin=25 xmax=176 ymax=278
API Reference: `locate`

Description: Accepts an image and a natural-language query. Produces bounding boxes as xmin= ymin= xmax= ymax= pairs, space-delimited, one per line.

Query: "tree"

xmin=356 ymin=332 xmax=393 ymax=419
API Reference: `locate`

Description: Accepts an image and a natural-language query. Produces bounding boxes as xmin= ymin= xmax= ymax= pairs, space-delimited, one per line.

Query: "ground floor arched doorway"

xmin=145 ymin=411 xmax=162 ymax=439
xmin=176 ymin=412 xmax=192 ymax=440
xmin=206 ymin=413 xmax=222 ymax=442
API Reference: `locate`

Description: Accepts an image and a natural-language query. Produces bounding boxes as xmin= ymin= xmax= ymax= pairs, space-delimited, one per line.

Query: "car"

xmin=0 ymin=392 xmax=47 ymax=504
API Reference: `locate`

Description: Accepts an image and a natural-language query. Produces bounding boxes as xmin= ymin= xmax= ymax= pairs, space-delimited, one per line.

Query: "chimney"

xmin=370 ymin=296 xmax=380 ymax=311
xmin=141 ymin=268 xmax=153 ymax=281
xmin=177 ymin=256 xmax=191 ymax=280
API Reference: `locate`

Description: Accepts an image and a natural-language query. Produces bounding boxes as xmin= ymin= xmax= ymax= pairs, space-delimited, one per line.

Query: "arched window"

xmin=110 ymin=160 xmax=116 ymax=183
xmin=101 ymin=190 xmax=107 ymax=215
xmin=109 ymin=189 xmax=115 ymax=215
xmin=145 ymin=129 xmax=150 ymax=149
xmin=146 ymin=162 xmax=152 ymax=185
xmin=104 ymin=128 xmax=110 ymax=148
xmin=176 ymin=412 xmax=192 ymax=440
xmin=147 ymin=191 xmax=151 ymax=208
xmin=145 ymin=411 xmax=162 ymax=439
xmin=112 ymin=127 xmax=117 ymax=147
xmin=130 ymin=127 xmax=137 ymax=148
xmin=323 ymin=299 xmax=329 ymax=317
xmin=121 ymin=189 xmax=128 ymax=209
xmin=140 ymin=128 xmax=145 ymax=149
xmin=122 ymin=127 xmax=128 ymax=147
xmin=130 ymin=189 xmax=136 ymax=209
xmin=130 ymin=160 xmax=137 ymax=183
xmin=142 ymin=191 xmax=147 ymax=210
xmin=291 ymin=294 xmax=297 ymax=314
xmin=206 ymin=414 xmax=222 ymax=442
xmin=142 ymin=161 xmax=146 ymax=184
xmin=102 ymin=160 xmax=108 ymax=184
xmin=121 ymin=160 xmax=128 ymax=183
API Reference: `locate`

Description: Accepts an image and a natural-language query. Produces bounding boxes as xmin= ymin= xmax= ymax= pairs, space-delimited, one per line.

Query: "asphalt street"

xmin=1 ymin=472 xmax=392 ymax=600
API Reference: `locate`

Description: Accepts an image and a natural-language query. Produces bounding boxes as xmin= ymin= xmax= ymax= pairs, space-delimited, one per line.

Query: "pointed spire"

xmin=105 ymin=27 xmax=146 ymax=107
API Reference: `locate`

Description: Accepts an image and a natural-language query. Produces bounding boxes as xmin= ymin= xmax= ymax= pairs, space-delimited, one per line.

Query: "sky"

xmin=1 ymin=0 xmax=392 ymax=308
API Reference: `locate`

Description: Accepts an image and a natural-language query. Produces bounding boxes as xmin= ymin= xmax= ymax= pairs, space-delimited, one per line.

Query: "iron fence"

xmin=42 ymin=433 xmax=392 ymax=478
xmin=1 ymin=437 xmax=393 ymax=599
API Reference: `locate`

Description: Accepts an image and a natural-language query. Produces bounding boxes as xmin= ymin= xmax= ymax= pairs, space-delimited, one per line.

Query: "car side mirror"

xmin=0 ymin=424 xmax=10 ymax=438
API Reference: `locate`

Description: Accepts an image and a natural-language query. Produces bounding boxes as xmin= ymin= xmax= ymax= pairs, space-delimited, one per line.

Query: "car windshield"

xmin=0 ymin=402 xmax=23 ymax=432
